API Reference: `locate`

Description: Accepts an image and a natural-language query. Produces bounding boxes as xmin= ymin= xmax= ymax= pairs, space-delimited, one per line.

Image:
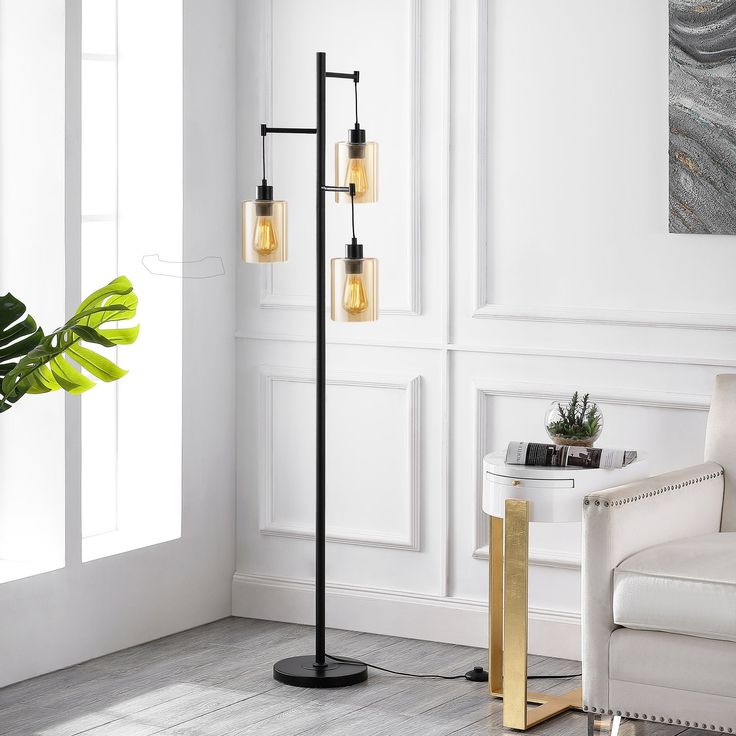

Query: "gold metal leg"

xmin=488 ymin=500 xmax=583 ymax=730
xmin=488 ymin=515 xmax=503 ymax=696
xmin=503 ymin=499 xmax=530 ymax=729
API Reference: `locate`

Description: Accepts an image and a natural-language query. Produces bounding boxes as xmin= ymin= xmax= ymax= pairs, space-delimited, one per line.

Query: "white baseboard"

xmin=232 ymin=572 xmax=581 ymax=661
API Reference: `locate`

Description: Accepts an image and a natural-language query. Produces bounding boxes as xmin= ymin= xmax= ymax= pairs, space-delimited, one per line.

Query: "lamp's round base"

xmin=273 ymin=655 xmax=368 ymax=688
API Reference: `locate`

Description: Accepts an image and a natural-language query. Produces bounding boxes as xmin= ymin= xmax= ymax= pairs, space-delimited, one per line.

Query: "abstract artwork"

xmin=670 ymin=1 xmax=736 ymax=234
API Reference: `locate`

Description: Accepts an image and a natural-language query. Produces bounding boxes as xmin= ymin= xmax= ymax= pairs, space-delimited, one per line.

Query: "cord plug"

xmin=465 ymin=666 xmax=489 ymax=682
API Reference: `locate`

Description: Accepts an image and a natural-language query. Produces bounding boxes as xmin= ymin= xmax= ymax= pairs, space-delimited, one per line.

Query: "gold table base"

xmin=489 ymin=501 xmax=582 ymax=730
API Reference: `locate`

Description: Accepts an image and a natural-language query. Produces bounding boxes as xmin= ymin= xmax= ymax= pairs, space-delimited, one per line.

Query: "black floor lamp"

xmin=242 ymin=52 xmax=378 ymax=688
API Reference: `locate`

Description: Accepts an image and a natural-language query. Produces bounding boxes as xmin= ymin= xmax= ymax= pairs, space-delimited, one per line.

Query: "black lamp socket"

xmin=256 ymin=180 xmax=274 ymax=216
xmin=348 ymin=126 xmax=366 ymax=158
xmin=345 ymin=239 xmax=364 ymax=273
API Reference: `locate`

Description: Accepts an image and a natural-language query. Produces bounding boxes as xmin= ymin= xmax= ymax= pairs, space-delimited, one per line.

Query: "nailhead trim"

xmin=583 ymin=469 xmax=724 ymax=508
xmin=584 ymin=706 xmax=734 ymax=732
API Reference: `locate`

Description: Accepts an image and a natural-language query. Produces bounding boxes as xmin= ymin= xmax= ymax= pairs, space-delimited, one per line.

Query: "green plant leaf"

xmin=71 ymin=325 xmax=117 ymax=348
xmin=0 ymin=295 xmax=43 ymax=367
xmin=0 ymin=293 xmax=26 ymax=331
xmin=98 ymin=325 xmax=140 ymax=345
xmin=0 ymin=294 xmax=45 ymax=411
xmin=25 ymin=366 xmax=60 ymax=394
xmin=74 ymin=279 xmax=138 ymax=328
xmin=74 ymin=275 xmax=133 ymax=316
xmin=49 ymin=355 xmax=95 ymax=394
xmin=0 ymin=277 xmax=138 ymax=412
xmin=66 ymin=344 xmax=127 ymax=382
xmin=67 ymin=304 xmax=128 ymax=327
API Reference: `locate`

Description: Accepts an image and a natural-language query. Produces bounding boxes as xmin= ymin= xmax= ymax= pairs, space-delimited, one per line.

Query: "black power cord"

xmin=529 ymin=672 xmax=581 ymax=679
xmin=327 ymin=654 xmax=466 ymax=680
xmin=326 ymin=654 xmax=580 ymax=682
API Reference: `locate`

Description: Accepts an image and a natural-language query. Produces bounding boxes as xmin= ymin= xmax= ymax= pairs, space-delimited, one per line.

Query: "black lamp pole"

xmin=267 ymin=52 xmax=368 ymax=688
xmin=315 ymin=50 xmax=327 ymax=673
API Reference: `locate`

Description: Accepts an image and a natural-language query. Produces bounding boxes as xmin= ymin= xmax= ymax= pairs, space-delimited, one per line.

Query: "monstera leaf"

xmin=0 ymin=294 xmax=45 ymax=411
xmin=0 ymin=276 xmax=139 ymax=413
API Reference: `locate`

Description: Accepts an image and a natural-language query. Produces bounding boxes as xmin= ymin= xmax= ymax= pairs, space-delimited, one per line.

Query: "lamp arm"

xmin=261 ymin=126 xmax=317 ymax=135
xmin=259 ymin=69 xmax=358 ymax=140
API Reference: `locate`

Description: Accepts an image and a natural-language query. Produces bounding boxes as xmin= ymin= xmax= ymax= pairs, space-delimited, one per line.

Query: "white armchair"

xmin=583 ymin=374 xmax=736 ymax=735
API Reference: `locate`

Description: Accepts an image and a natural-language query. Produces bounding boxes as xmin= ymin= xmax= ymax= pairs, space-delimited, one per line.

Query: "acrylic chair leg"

xmin=588 ymin=713 xmax=622 ymax=736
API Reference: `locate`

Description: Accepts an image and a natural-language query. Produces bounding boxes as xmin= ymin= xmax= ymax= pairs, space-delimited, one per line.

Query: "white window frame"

xmin=80 ymin=0 xmax=182 ymax=562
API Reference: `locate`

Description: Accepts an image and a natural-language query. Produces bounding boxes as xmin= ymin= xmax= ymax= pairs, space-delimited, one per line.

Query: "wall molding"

xmin=232 ymin=571 xmax=581 ymax=659
xmin=471 ymin=381 xmax=710 ymax=557
xmin=258 ymin=365 xmax=421 ymax=551
xmin=235 ymin=330 xmax=736 ymax=368
xmin=259 ymin=0 xmax=421 ymax=317
xmin=474 ymin=0 xmax=488 ymax=319
xmin=472 ymin=544 xmax=582 ymax=570
xmin=473 ymin=0 xmax=736 ymax=332
xmin=439 ymin=0 xmax=453 ymax=599
xmin=473 ymin=303 xmax=736 ymax=331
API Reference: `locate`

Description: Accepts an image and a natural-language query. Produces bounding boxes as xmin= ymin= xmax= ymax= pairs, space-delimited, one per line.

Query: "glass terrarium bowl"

xmin=544 ymin=398 xmax=604 ymax=448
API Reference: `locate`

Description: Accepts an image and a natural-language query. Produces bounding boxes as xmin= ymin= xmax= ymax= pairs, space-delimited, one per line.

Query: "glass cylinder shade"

xmin=335 ymin=141 xmax=378 ymax=204
xmin=330 ymin=258 xmax=378 ymax=322
xmin=242 ymin=199 xmax=288 ymax=263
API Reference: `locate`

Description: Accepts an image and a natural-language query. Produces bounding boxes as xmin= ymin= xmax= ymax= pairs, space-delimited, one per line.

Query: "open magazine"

xmin=506 ymin=441 xmax=637 ymax=469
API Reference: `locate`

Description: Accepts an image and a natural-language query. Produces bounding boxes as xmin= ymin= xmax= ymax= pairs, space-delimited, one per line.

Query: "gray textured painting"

xmin=670 ymin=0 xmax=736 ymax=234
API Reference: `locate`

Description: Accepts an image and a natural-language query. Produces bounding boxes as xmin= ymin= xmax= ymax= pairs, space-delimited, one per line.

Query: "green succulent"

xmin=546 ymin=391 xmax=601 ymax=440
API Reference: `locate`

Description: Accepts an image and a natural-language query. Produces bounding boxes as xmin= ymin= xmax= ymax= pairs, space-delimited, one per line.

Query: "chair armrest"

xmin=582 ymin=461 xmax=724 ymax=713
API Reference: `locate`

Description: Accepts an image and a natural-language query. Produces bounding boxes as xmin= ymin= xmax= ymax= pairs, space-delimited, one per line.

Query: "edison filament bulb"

xmin=253 ymin=212 xmax=278 ymax=255
xmin=335 ymin=128 xmax=377 ymax=204
xmin=241 ymin=182 xmax=287 ymax=264
xmin=344 ymin=153 xmax=368 ymax=196
xmin=342 ymin=272 xmax=369 ymax=314
xmin=331 ymin=242 xmax=377 ymax=322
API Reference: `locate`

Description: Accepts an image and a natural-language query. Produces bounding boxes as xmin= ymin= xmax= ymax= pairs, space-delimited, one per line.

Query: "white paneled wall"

xmin=259 ymin=366 xmax=421 ymax=550
xmin=234 ymin=0 xmax=736 ymax=660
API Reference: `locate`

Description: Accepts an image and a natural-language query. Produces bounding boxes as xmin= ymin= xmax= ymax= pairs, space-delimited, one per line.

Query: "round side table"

xmin=482 ymin=450 xmax=649 ymax=730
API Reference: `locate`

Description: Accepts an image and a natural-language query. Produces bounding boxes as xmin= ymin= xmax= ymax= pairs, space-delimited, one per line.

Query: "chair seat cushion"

xmin=613 ymin=532 xmax=736 ymax=643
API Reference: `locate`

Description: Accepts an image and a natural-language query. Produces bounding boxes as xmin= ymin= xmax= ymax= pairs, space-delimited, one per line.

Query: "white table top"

xmin=482 ymin=450 xmax=650 ymax=522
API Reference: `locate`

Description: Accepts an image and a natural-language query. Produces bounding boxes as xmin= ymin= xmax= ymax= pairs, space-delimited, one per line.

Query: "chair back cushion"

xmin=705 ymin=374 xmax=736 ymax=531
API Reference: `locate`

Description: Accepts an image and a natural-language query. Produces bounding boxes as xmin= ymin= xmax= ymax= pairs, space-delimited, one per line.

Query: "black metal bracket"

xmin=260 ymin=71 xmax=357 ymax=142
xmin=326 ymin=70 xmax=359 ymax=82
xmin=261 ymin=124 xmax=317 ymax=136
xmin=323 ymin=183 xmax=356 ymax=200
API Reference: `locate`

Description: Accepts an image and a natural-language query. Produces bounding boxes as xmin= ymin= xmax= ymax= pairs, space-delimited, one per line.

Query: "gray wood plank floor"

xmin=0 ymin=618 xmax=707 ymax=736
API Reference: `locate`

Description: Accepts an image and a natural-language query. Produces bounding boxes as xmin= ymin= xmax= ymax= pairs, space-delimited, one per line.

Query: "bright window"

xmin=0 ymin=0 xmax=66 ymax=583
xmin=81 ymin=0 xmax=182 ymax=561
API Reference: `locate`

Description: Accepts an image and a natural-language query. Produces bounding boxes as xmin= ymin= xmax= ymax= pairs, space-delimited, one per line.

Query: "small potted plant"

xmin=544 ymin=391 xmax=603 ymax=447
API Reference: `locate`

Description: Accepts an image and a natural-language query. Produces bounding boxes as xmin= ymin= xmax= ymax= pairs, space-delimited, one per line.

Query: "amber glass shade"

xmin=330 ymin=258 xmax=378 ymax=322
xmin=242 ymin=199 xmax=288 ymax=263
xmin=334 ymin=141 xmax=378 ymax=204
